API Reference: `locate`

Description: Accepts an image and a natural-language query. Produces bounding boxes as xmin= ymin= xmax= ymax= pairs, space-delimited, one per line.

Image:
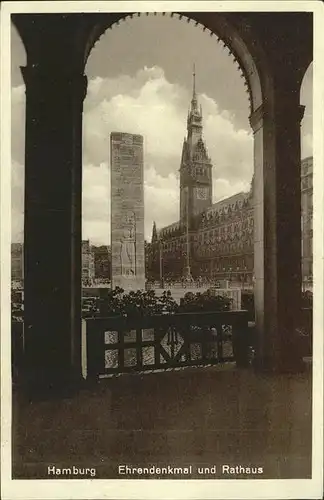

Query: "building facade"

xmin=92 ymin=245 xmax=111 ymax=281
xmin=82 ymin=240 xmax=95 ymax=284
xmin=148 ymin=189 xmax=254 ymax=285
xmin=301 ymin=156 xmax=313 ymax=284
xmin=147 ymin=75 xmax=312 ymax=287
xmin=11 ymin=243 xmax=24 ymax=283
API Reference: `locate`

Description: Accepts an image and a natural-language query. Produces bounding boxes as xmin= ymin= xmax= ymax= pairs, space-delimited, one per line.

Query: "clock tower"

xmin=179 ymin=66 xmax=213 ymax=226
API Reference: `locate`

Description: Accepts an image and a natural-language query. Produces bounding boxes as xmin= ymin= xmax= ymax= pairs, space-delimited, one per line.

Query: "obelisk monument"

xmin=110 ymin=132 xmax=145 ymax=291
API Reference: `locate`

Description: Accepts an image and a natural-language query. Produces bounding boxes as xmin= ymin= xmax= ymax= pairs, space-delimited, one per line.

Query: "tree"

xmin=97 ymin=287 xmax=232 ymax=318
xmin=179 ymin=289 xmax=232 ymax=313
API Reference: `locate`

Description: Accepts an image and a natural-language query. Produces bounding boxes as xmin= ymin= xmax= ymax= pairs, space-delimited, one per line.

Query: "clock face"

xmin=196 ymin=187 xmax=208 ymax=200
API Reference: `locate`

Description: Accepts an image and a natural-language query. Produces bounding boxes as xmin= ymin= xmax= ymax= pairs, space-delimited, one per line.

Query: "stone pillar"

xmin=21 ymin=63 xmax=87 ymax=394
xmin=110 ymin=132 xmax=145 ymax=291
xmin=250 ymin=86 xmax=305 ymax=372
xmin=250 ymin=106 xmax=265 ymax=355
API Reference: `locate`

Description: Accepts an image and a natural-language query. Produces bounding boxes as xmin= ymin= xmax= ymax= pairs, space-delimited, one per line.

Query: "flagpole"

xmin=185 ymin=190 xmax=192 ymax=280
xmin=159 ymin=238 xmax=163 ymax=288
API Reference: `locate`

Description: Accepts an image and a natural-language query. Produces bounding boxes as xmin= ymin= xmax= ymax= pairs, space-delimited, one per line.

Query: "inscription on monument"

xmin=110 ymin=132 xmax=145 ymax=290
xmin=120 ymin=211 xmax=136 ymax=277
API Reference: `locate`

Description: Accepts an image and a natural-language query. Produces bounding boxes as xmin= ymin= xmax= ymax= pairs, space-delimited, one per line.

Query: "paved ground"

xmin=12 ymin=363 xmax=312 ymax=480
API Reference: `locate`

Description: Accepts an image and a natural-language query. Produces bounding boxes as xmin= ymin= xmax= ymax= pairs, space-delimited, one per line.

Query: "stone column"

xmin=250 ymin=106 xmax=265 ymax=359
xmin=250 ymin=86 xmax=305 ymax=372
xmin=110 ymin=133 xmax=145 ymax=291
xmin=21 ymin=63 xmax=87 ymax=394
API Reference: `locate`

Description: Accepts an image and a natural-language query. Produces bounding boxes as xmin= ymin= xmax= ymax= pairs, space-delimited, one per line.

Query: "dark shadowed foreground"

xmin=13 ymin=362 xmax=312 ymax=480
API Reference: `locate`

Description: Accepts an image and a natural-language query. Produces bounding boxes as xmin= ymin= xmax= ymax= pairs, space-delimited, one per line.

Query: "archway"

xmin=81 ymin=13 xmax=255 ymax=294
xmin=80 ymin=11 xmax=314 ymax=372
xmin=11 ymin=11 xmax=313 ymax=391
xmin=81 ymin=11 xmax=271 ymax=367
xmin=83 ymin=12 xmax=264 ymax=112
xmin=300 ymin=63 xmax=313 ymax=293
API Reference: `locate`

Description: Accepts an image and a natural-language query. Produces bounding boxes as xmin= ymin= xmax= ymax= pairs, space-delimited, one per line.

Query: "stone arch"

xmin=300 ymin=60 xmax=313 ymax=125
xmin=10 ymin=11 xmax=314 ymax=388
xmin=81 ymin=11 xmax=267 ymax=116
xmin=11 ymin=21 xmax=27 ymax=67
xmin=300 ymin=61 xmax=313 ymax=92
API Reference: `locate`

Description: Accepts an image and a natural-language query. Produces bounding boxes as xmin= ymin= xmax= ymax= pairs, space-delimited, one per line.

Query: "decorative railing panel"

xmin=85 ymin=311 xmax=250 ymax=380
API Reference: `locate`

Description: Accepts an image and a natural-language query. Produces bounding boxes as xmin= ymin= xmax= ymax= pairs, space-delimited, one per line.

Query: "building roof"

xmin=158 ymin=220 xmax=181 ymax=237
xmin=206 ymin=190 xmax=250 ymax=216
xmin=156 ymin=155 xmax=313 ymax=236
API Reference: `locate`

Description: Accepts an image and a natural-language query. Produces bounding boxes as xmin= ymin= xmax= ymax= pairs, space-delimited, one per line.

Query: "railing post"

xmin=232 ymin=314 xmax=250 ymax=368
xmin=85 ymin=319 xmax=103 ymax=383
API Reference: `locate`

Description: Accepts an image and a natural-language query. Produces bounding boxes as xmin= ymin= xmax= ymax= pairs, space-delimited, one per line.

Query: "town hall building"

xmin=147 ymin=71 xmax=312 ymax=287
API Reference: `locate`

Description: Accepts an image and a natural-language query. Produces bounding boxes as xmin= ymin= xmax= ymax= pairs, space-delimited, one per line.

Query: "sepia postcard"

xmin=1 ymin=1 xmax=323 ymax=499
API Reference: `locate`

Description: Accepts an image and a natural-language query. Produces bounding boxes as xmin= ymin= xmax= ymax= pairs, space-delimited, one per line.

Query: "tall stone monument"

xmin=110 ymin=132 xmax=145 ymax=291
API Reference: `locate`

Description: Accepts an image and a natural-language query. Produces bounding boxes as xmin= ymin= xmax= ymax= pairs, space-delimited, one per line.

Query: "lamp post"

xmin=183 ymin=190 xmax=192 ymax=282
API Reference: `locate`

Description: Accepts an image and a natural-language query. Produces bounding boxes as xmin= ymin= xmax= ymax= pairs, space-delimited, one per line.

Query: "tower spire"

xmin=190 ymin=63 xmax=199 ymax=116
xmin=192 ymin=63 xmax=197 ymax=103
xmin=151 ymin=220 xmax=158 ymax=243
xmin=193 ymin=63 xmax=196 ymax=98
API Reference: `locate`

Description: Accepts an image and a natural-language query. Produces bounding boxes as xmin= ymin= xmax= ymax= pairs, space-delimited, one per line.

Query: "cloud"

xmin=83 ymin=67 xmax=187 ymax=170
xmin=11 ymin=160 xmax=24 ymax=242
xmin=82 ymin=162 xmax=109 ymax=245
xmin=144 ymin=166 xmax=179 ymax=238
xmin=201 ymin=94 xmax=253 ymax=182
xmin=11 ymin=65 xmax=312 ymax=246
xmin=301 ymin=133 xmax=313 ymax=159
xmin=81 ymin=67 xmax=255 ymax=243
xmin=11 ymin=85 xmax=25 ymax=165
xmin=81 ymin=162 xmax=179 ymax=245
xmin=83 ymin=68 xmax=253 ymax=182
xmin=213 ymin=178 xmax=251 ymax=202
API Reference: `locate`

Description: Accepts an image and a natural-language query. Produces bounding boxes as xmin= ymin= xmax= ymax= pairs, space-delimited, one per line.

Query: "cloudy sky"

xmin=11 ymin=14 xmax=313 ymax=245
